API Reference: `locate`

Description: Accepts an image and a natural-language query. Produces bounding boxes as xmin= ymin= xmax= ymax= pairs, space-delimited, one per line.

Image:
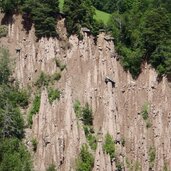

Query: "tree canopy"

xmin=63 ymin=0 xmax=95 ymax=38
xmin=22 ymin=0 xmax=59 ymax=38
xmin=107 ymin=0 xmax=171 ymax=78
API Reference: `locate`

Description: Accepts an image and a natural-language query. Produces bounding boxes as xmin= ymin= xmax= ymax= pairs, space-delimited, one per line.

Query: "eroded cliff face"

xmin=1 ymin=14 xmax=171 ymax=171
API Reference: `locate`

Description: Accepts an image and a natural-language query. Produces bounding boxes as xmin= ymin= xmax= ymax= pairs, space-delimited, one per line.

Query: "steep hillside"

xmin=0 ymin=14 xmax=171 ymax=171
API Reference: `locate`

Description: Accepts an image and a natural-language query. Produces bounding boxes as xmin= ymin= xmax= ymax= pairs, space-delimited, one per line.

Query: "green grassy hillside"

xmin=94 ymin=9 xmax=110 ymax=24
xmin=59 ymin=0 xmax=64 ymax=12
xmin=59 ymin=0 xmax=111 ymax=24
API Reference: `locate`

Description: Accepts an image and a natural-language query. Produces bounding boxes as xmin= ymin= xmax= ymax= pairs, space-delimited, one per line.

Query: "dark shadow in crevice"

xmin=156 ymin=75 xmax=163 ymax=83
xmin=1 ymin=13 xmax=14 ymax=25
xmin=22 ymin=13 xmax=33 ymax=34
xmin=166 ymin=74 xmax=171 ymax=82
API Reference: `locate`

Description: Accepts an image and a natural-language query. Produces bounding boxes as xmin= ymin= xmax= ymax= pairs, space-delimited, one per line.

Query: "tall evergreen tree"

xmin=22 ymin=0 xmax=59 ymax=38
xmin=0 ymin=0 xmax=24 ymax=13
xmin=64 ymin=0 xmax=95 ymax=38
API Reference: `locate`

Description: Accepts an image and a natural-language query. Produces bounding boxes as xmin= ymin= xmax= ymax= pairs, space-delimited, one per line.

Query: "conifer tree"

xmin=22 ymin=0 xmax=59 ymax=38
xmin=64 ymin=0 xmax=95 ymax=38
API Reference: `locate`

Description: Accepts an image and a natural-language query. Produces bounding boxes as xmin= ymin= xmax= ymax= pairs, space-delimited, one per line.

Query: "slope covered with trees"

xmin=93 ymin=0 xmax=171 ymax=78
xmin=0 ymin=48 xmax=32 ymax=170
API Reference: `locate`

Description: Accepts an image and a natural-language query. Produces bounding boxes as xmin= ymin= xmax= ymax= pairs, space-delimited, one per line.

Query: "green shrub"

xmin=140 ymin=103 xmax=153 ymax=129
xmin=0 ymin=25 xmax=8 ymax=38
xmin=74 ymin=101 xmax=96 ymax=150
xmin=35 ymin=72 xmax=51 ymax=88
xmin=126 ymin=159 xmax=142 ymax=171
xmin=51 ymin=72 xmax=61 ymax=82
xmin=74 ymin=100 xmax=82 ymax=118
xmin=17 ymin=89 xmax=29 ymax=107
xmin=103 ymin=133 xmax=115 ymax=159
xmin=87 ymin=134 xmax=97 ymax=151
xmin=46 ymin=164 xmax=56 ymax=171
xmin=55 ymin=59 xmax=61 ymax=68
xmin=83 ymin=125 xmax=94 ymax=136
xmin=83 ymin=125 xmax=90 ymax=137
xmin=134 ymin=161 xmax=141 ymax=171
xmin=141 ymin=103 xmax=149 ymax=121
xmin=76 ymin=144 xmax=94 ymax=171
xmin=11 ymin=89 xmax=29 ymax=108
xmin=83 ymin=125 xmax=96 ymax=151
xmin=28 ymin=94 xmax=41 ymax=126
xmin=31 ymin=138 xmax=38 ymax=152
xmin=121 ymin=137 xmax=125 ymax=147
xmin=55 ymin=59 xmax=66 ymax=71
xmin=82 ymin=103 xmax=93 ymax=126
xmin=163 ymin=162 xmax=169 ymax=171
xmin=5 ymin=86 xmax=29 ymax=108
xmin=148 ymin=147 xmax=156 ymax=168
xmin=73 ymin=101 xmax=93 ymax=125
xmin=116 ymin=160 xmax=123 ymax=171
xmin=60 ymin=64 xmax=66 ymax=71
xmin=36 ymin=72 xmax=62 ymax=88
xmin=48 ymin=88 xmax=60 ymax=104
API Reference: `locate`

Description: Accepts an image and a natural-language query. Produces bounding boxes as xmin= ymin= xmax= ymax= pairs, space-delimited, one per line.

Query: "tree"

xmin=150 ymin=40 xmax=171 ymax=75
xmin=22 ymin=0 xmax=59 ymax=38
xmin=0 ymin=138 xmax=32 ymax=171
xmin=108 ymin=0 xmax=171 ymax=78
xmin=0 ymin=0 xmax=24 ymax=13
xmin=0 ymin=102 xmax=24 ymax=139
xmin=82 ymin=103 xmax=93 ymax=126
xmin=76 ymin=145 xmax=94 ymax=171
xmin=141 ymin=7 xmax=170 ymax=56
xmin=103 ymin=133 xmax=115 ymax=159
xmin=64 ymin=0 xmax=95 ymax=38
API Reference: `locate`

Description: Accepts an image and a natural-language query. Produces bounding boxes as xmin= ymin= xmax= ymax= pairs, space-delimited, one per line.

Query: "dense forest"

xmin=93 ymin=0 xmax=171 ymax=78
xmin=0 ymin=48 xmax=32 ymax=170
